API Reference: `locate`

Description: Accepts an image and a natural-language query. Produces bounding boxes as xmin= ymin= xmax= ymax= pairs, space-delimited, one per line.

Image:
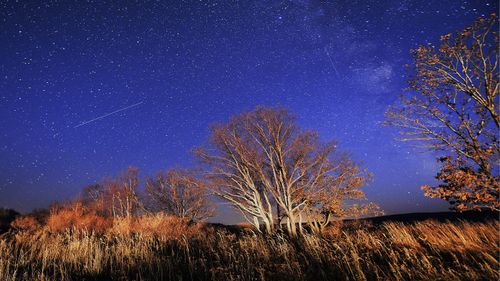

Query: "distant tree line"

xmin=78 ymin=167 xmax=215 ymax=223
xmin=71 ymin=105 xmax=379 ymax=237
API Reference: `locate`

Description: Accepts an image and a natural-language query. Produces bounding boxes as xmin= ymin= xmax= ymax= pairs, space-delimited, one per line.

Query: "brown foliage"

xmin=40 ymin=202 xmax=201 ymax=239
xmin=385 ymin=14 xmax=499 ymax=211
xmin=10 ymin=216 xmax=40 ymax=231
xmin=422 ymin=156 xmax=499 ymax=210
xmin=46 ymin=203 xmax=112 ymax=234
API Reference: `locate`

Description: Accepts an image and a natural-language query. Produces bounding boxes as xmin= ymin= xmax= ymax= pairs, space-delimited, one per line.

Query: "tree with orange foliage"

xmin=385 ymin=14 xmax=499 ymax=211
xmin=303 ymin=156 xmax=382 ymax=234
xmin=145 ymin=169 xmax=215 ymax=222
xmin=196 ymin=106 xmax=377 ymax=236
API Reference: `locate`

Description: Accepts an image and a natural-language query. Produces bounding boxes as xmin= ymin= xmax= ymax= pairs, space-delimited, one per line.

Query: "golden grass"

xmin=0 ymin=218 xmax=498 ymax=281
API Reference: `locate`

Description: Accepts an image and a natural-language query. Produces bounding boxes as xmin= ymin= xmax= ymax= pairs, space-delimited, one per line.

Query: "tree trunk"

xmin=287 ymin=213 xmax=298 ymax=237
xmin=290 ymin=218 xmax=297 ymax=236
xmin=276 ymin=205 xmax=281 ymax=229
xmin=253 ymin=216 xmax=261 ymax=233
xmin=286 ymin=217 xmax=292 ymax=235
xmin=298 ymin=213 xmax=304 ymax=235
xmin=263 ymin=219 xmax=272 ymax=234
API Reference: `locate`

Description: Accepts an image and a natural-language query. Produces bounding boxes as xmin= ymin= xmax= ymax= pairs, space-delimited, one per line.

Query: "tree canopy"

xmin=385 ymin=14 xmax=499 ymax=211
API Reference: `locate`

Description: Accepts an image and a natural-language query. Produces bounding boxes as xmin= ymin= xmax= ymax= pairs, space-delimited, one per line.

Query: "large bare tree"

xmin=194 ymin=112 xmax=276 ymax=233
xmin=145 ymin=169 xmax=215 ymax=222
xmin=196 ymin=106 xmax=375 ymax=235
xmin=385 ymin=14 xmax=499 ymax=211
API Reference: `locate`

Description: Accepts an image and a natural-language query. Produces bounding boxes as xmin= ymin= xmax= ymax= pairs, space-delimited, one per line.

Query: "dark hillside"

xmin=359 ymin=210 xmax=498 ymax=224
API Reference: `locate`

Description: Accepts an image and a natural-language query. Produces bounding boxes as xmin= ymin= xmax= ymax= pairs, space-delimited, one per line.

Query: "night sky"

xmin=0 ymin=0 xmax=497 ymax=223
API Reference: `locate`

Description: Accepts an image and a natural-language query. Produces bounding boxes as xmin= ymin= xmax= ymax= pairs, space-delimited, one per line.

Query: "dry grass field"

xmin=0 ymin=212 xmax=498 ymax=281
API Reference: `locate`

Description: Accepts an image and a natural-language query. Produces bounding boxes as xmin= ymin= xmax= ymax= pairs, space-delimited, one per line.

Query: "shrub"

xmin=10 ymin=216 xmax=40 ymax=231
xmin=46 ymin=207 xmax=112 ymax=234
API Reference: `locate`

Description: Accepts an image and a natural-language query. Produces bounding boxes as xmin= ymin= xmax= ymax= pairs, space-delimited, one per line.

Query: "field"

xmin=0 ymin=213 xmax=498 ymax=281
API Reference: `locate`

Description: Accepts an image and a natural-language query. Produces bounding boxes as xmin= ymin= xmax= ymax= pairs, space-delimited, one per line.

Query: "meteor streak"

xmin=324 ymin=46 xmax=340 ymax=77
xmin=74 ymin=101 xmax=143 ymax=128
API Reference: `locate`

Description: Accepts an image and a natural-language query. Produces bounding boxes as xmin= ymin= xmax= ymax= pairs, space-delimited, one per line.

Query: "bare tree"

xmin=80 ymin=183 xmax=107 ymax=215
xmin=196 ymin=106 xmax=375 ymax=236
xmin=108 ymin=167 xmax=144 ymax=218
xmin=145 ymin=169 xmax=215 ymax=222
xmin=385 ymin=14 xmax=499 ymax=211
xmin=80 ymin=167 xmax=144 ymax=218
xmin=194 ymin=114 xmax=276 ymax=233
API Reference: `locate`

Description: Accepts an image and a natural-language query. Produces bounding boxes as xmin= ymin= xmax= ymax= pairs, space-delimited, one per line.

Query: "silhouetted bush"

xmin=0 ymin=208 xmax=19 ymax=232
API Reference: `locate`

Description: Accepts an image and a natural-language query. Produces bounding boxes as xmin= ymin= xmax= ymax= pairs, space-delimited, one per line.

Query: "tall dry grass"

xmin=0 ymin=217 xmax=498 ymax=281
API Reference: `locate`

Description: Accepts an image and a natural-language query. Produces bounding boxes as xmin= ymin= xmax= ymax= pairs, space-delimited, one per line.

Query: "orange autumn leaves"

xmin=386 ymin=13 xmax=499 ymax=211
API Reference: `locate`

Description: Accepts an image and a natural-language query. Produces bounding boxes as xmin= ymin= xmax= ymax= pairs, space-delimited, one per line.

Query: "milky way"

xmin=0 ymin=0 xmax=496 ymax=223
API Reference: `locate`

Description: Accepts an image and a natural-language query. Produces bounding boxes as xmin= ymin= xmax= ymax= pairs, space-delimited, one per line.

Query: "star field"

xmin=0 ymin=0 xmax=496 ymax=223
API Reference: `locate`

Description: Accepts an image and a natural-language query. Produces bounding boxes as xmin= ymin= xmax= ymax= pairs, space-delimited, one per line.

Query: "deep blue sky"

xmin=0 ymin=0 xmax=496 ymax=223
